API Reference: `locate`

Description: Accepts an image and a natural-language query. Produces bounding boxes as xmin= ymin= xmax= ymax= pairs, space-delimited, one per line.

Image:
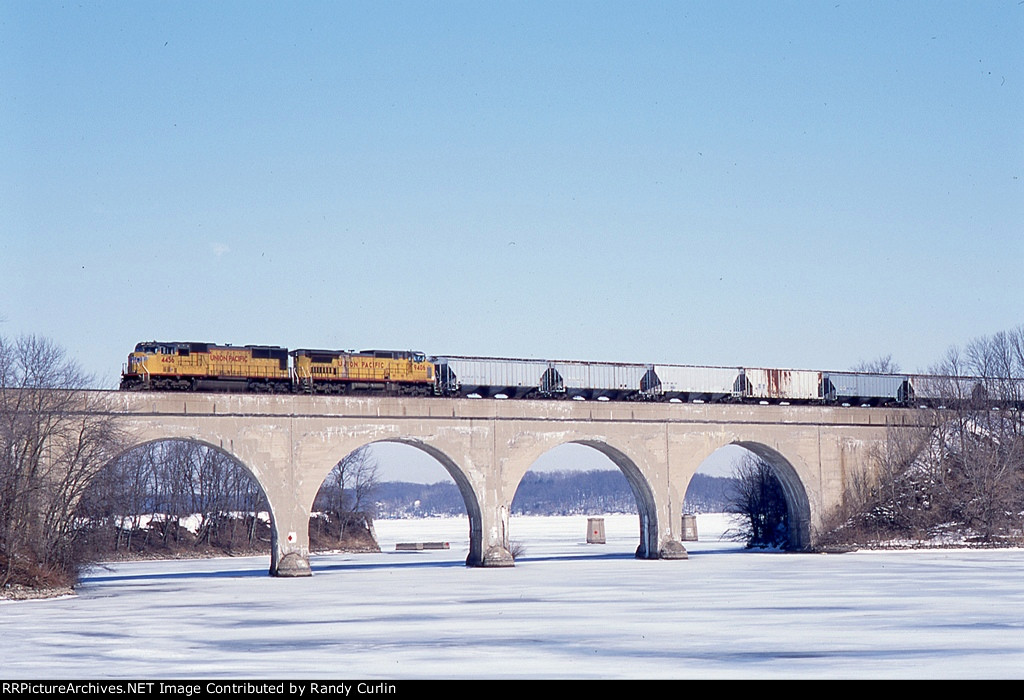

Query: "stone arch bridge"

xmin=102 ymin=392 xmax=929 ymax=576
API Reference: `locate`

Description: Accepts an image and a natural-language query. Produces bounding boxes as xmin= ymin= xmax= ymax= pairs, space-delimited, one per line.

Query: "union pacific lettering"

xmin=210 ymin=353 xmax=251 ymax=363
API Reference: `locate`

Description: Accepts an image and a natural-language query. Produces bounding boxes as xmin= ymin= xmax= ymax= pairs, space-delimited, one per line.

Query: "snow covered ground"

xmin=3 ymin=513 xmax=1024 ymax=679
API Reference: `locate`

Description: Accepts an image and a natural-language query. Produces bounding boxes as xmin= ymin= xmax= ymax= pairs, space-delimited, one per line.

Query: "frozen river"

xmin=3 ymin=513 xmax=1024 ymax=679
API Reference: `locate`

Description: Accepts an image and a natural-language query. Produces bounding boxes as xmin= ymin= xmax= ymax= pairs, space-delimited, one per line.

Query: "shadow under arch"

xmin=95 ymin=437 xmax=280 ymax=568
xmin=514 ymin=439 xmax=663 ymax=560
xmin=337 ymin=438 xmax=486 ymax=567
xmin=731 ymin=441 xmax=812 ymax=551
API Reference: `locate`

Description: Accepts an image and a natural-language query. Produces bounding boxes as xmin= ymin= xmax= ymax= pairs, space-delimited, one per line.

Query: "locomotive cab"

xmin=121 ymin=342 xmax=200 ymax=390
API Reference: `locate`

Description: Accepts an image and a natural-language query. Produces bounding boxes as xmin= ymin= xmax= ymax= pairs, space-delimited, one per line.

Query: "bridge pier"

xmin=266 ymin=497 xmax=313 ymax=577
xmin=273 ymin=552 xmax=312 ymax=577
xmin=658 ymin=540 xmax=689 ymax=560
xmin=482 ymin=546 xmax=515 ymax=567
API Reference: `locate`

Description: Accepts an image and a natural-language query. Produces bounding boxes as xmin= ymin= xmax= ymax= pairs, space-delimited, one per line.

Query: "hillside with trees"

xmin=819 ymin=327 xmax=1024 ymax=549
xmin=724 ymin=327 xmax=1024 ymax=551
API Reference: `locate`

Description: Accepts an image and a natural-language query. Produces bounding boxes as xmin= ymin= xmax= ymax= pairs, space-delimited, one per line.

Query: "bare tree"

xmin=76 ymin=446 xmax=155 ymax=553
xmin=851 ymin=354 xmax=901 ymax=374
xmin=726 ymin=454 xmax=789 ymax=549
xmin=928 ymin=329 xmax=1024 ymax=541
xmin=0 ymin=335 xmax=126 ymax=589
xmin=866 ymin=424 xmax=940 ymax=534
xmin=966 ymin=327 xmax=1024 ymax=409
xmin=313 ymin=446 xmax=380 ymax=546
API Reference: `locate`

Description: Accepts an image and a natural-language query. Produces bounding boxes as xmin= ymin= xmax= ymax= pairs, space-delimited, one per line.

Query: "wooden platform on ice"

xmin=395 ymin=542 xmax=450 ymax=551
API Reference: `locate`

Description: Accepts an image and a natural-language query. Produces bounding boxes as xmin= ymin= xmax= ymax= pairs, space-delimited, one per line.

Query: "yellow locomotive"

xmin=120 ymin=342 xmax=292 ymax=392
xmin=292 ymin=348 xmax=435 ymax=395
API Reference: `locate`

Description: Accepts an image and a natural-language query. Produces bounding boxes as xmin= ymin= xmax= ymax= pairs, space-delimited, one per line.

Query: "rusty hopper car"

xmin=742 ymin=368 xmax=822 ymax=402
xmin=120 ymin=341 xmax=290 ymax=392
xmin=292 ymin=349 xmax=435 ymax=395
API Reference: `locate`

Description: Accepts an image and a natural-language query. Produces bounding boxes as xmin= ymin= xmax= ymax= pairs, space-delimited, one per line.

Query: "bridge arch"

xmin=305 ymin=438 xmax=486 ymax=566
xmin=508 ymin=439 xmax=663 ymax=560
xmin=684 ymin=441 xmax=812 ymax=551
xmin=572 ymin=440 xmax=661 ymax=559
xmin=732 ymin=441 xmax=812 ymax=550
xmin=97 ymin=437 xmax=281 ymax=566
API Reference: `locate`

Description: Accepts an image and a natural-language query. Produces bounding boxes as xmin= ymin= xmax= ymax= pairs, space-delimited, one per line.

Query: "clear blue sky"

xmin=3 ymin=1 xmax=1022 ymax=390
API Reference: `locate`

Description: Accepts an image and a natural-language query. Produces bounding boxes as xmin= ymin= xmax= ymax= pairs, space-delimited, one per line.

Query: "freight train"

xmin=120 ymin=340 xmax=1007 ymax=407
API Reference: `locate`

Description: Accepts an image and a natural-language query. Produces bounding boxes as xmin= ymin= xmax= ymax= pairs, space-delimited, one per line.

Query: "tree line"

xmin=77 ymin=440 xmax=270 ymax=557
xmin=78 ymin=442 xmax=383 ymax=560
xmin=373 ymin=470 xmax=735 ymax=518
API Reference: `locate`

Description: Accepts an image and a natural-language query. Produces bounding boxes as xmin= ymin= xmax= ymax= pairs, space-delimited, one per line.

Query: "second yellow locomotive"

xmin=292 ymin=348 xmax=435 ymax=395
